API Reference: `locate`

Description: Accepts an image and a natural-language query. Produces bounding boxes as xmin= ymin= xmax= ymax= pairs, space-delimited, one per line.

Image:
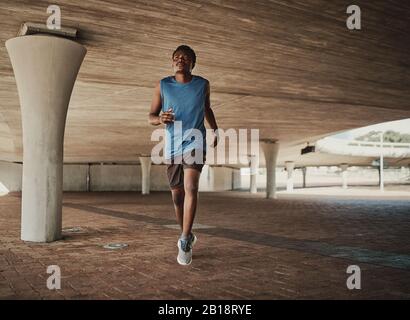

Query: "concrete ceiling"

xmin=1 ymin=0 xmax=410 ymax=167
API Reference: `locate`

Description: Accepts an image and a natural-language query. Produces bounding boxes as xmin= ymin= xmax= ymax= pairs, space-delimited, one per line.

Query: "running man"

xmin=149 ymin=45 xmax=219 ymax=265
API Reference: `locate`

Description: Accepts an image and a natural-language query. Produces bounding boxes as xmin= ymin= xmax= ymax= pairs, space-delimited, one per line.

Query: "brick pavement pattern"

xmin=0 ymin=191 xmax=409 ymax=299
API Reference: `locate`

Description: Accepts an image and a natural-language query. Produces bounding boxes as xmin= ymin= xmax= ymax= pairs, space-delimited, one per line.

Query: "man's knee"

xmin=171 ymin=188 xmax=185 ymax=206
xmin=184 ymin=183 xmax=199 ymax=194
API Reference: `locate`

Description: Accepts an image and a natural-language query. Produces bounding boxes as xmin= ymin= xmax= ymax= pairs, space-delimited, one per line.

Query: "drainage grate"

xmin=62 ymin=227 xmax=83 ymax=233
xmin=103 ymin=243 xmax=129 ymax=250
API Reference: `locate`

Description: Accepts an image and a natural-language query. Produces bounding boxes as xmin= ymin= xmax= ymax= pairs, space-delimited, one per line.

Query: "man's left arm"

xmin=204 ymin=81 xmax=219 ymax=147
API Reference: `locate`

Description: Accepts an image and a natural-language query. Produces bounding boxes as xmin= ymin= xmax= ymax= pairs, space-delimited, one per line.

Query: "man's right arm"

xmin=148 ymin=81 xmax=174 ymax=126
xmin=148 ymin=81 xmax=162 ymax=126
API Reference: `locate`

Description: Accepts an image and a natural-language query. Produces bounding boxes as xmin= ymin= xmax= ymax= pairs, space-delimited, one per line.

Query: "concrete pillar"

xmin=301 ymin=167 xmax=307 ymax=188
xmin=139 ymin=156 xmax=152 ymax=195
xmin=6 ymin=35 xmax=86 ymax=242
xmin=285 ymin=161 xmax=295 ymax=192
xmin=249 ymin=154 xmax=258 ymax=194
xmin=261 ymin=139 xmax=279 ymax=199
xmin=379 ymin=132 xmax=384 ymax=192
xmin=340 ymin=163 xmax=349 ymax=189
xmin=86 ymin=164 xmax=91 ymax=192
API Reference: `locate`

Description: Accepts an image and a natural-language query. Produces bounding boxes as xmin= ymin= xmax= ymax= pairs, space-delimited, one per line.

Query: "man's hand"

xmin=160 ymin=107 xmax=175 ymax=124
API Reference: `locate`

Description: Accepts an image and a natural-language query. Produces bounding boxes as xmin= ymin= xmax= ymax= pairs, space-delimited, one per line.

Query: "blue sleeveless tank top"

xmin=160 ymin=75 xmax=208 ymax=159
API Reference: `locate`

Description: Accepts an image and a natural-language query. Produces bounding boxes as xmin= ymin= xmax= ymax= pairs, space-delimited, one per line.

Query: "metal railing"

xmin=316 ymin=137 xmax=410 ymax=158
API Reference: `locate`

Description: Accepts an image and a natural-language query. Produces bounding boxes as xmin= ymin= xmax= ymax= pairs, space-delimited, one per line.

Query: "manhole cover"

xmin=164 ymin=223 xmax=214 ymax=230
xmin=62 ymin=227 xmax=83 ymax=233
xmin=103 ymin=243 xmax=128 ymax=250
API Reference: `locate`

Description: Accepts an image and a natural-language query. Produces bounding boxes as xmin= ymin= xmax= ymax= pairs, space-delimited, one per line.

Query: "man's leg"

xmin=182 ymin=168 xmax=201 ymax=237
xmin=171 ymin=187 xmax=185 ymax=230
xmin=167 ymin=161 xmax=185 ymax=230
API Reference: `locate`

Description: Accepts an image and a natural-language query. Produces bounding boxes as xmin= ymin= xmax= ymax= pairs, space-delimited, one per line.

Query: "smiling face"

xmin=172 ymin=50 xmax=193 ymax=74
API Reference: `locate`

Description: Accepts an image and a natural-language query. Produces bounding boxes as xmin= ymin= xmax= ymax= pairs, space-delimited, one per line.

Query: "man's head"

xmin=172 ymin=45 xmax=196 ymax=74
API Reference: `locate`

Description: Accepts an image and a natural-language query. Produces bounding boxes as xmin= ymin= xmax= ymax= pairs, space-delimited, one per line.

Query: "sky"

xmin=332 ymin=118 xmax=410 ymax=140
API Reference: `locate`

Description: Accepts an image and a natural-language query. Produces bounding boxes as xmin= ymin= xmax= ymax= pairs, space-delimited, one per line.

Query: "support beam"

xmin=6 ymin=35 xmax=86 ymax=242
xmin=340 ymin=163 xmax=349 ymax=190
xmin=261 ymin=139 xmax=279 ymax=199
xmin=379 ymin=132 xmax=384 ymax=192
xmin=285 ymin=161 xmax=295 ymax=192
xmin=301 ymin=167 xmax=307 ymax=188
xmin=249 ymin=154 xmax=258 ymax=194
xmin=139 ymin=156 xmax=152 ymax=195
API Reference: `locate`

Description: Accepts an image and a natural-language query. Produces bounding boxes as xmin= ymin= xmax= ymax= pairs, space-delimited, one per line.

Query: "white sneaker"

xmin=177 ymin=238 xmax=192 ymax=266
xmin=175 ymin=233 xmax=197 ymax=248
xmin=190 ymin=233 xmax=197 ymax=248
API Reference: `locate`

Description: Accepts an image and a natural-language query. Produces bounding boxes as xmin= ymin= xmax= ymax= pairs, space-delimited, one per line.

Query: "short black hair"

xmin=172 ymin=45 xmax=196 ymax=69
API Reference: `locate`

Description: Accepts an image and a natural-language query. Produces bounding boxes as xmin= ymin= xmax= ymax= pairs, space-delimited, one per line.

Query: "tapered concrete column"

xmin=379 ymin=132 xmax=384 ymax=192
xmin=261 ymin=139 xmax=279 ymax=199
xmin=301 ymin=167 xmax=307 ymax=188
xmin=6 ymin=35 xmax=86 ymax=242
xmin=340 ymin=164 xmax=349 ymax=189
xmin=139 ymin=156 xmax=152 ymax=195
xmin=285 ymin=161 xmax=295 ymax=192
xmin=249 ymin=154 xmax=258 ymax=194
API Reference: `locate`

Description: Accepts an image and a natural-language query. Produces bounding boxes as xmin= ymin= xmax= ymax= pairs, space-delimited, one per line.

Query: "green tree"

xmin=356 ymin=130 xmax=410 ymax=143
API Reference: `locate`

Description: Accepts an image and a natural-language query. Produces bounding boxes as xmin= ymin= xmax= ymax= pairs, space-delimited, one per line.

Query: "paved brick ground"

xmin=0 ymin=190 xmax=409 ymax=299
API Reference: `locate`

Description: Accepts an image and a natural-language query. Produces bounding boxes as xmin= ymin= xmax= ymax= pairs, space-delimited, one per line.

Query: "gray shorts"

xmin=165 ymin=149 xmax=206 ymax=189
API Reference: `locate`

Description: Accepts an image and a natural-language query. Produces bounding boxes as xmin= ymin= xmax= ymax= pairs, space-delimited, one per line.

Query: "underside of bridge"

xmin=0 ymin=0 xmax=409 ymax=166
